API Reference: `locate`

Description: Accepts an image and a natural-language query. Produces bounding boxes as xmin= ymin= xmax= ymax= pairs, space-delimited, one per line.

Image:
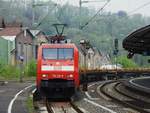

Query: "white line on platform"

xmin=32 ymin=88 xmax=36 ymax=94
xmin=86 ymin=82 xmax=100 ymax=100
xmin=39 ymin=107 xmax=48 ymax=113
xmin=51 ymin=107 xmax=56 ymax=113
xmin=130 ymin=79 xmax=150 ymax=90
xmin=8 ymin=84 xmax=34 ymax=113
xmin=84 ymin=98 xmax=117 ymax=113
xmin=88 ymin=83 xmax=96 ymax=88
xmin=85 ymin=92 xmax=99 ymax=100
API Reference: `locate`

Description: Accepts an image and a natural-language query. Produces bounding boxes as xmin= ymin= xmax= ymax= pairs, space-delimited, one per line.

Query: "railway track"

xmin=100 ymin=81 xmax=150 ymax=113
xmin=46 ymin=100 xmax=84 ymax=113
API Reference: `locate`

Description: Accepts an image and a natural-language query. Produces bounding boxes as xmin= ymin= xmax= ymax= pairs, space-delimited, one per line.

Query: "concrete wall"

xmin=0 ymin=37 xmax=15 ymax=65
xmin=0 ymin=38 xmax=8 ymax=64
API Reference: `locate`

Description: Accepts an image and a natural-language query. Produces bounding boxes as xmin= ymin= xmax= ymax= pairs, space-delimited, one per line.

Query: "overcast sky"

xmin=50 ymin=0 xmax=150 ymax=17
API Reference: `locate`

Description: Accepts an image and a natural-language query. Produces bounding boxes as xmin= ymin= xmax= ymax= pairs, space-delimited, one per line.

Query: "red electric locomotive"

xmin=36 ymin=43 xmax=79 ymax=98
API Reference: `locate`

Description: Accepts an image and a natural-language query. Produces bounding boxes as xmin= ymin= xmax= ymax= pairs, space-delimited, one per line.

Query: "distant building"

xmin=0 ymin=37 xmax=12 ymax=64
xmin=30 ymin=30 xmax=48 ymax=59
xmin=87 ymin=47 xmax=103 ymax=69
xmin=78 ymin=45 xmax=111 ymax=70
xmin=0 ymin=20 xmax=34 ymax=65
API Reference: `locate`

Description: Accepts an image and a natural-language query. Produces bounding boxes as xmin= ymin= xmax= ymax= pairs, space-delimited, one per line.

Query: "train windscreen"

xmin=43 ymin=48 xmax=74 ymax=60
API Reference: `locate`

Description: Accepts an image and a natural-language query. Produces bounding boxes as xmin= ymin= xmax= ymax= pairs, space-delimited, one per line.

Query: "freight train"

xmin=36 ymin=42 xmax=79 ymax=98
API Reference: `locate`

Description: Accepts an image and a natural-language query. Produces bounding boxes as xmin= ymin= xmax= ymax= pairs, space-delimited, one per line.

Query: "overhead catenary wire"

xmin=80 ymin=0 xmax=111 ymax=29
xmin=35 ymin=0 xmax=69 ymax=29
xmin=95 ymin=1 xmax=150 ymax=26
xmin=34 ymin=3 xmax=58 ymax=29
xmin=129 ymin=1 xmax=150 ymax=15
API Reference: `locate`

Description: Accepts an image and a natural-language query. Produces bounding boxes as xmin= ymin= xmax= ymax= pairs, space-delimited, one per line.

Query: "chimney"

xmin=24 ymin=30 xmax=27 ymax=37
xmin=22 ymin=27 xmax=28 ymax=37
xmin=0 ymin=17 xmax=5 ymax=30
xmin=2 ymin=18 xmax=5 ymax=28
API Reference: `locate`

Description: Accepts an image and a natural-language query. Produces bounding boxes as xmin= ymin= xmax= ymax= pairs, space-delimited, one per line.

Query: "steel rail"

xmin=46 ymin=100 xmax=84 ymax=113
xmin=114 ymin=83 xmax=150 ymax=113
xmin=100 ymin=81 xmax=150 ymax=113
xmin=70 ymin=101 xmax=84 ymax=113
xmin=46 ymin=100 xmax=54 ymax=113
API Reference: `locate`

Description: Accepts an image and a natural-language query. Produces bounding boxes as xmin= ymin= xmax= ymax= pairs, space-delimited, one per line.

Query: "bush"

xmin=0 ymin=60 xmax=37 ymax=80
xmin=25 ymin=60 xmax=37 ymax=77
xmin=116 ymin=56 xmax=138 ymax=68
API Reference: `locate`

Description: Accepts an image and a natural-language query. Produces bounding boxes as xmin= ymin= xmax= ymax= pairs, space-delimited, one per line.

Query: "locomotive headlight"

xmin=42 ymin=74 xmax=48 ymax=78
xmin=67 ymin=74 xmax=74 ymax=78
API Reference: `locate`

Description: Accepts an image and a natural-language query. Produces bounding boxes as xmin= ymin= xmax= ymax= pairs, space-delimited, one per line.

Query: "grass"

xmin=26 ymin=95 xmax=34 ymax=113
xmin=0 ymin=60 xmax=36 ymax=81
xmin=0 ymin=65 xmax=20 ymax=80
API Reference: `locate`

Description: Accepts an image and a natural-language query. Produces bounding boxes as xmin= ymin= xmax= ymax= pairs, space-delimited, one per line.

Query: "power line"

xmin=95 ymin=1 xmax=150 ymax=26
xmin=34 ymin=3 xmax=57 ymax=29
xmin=80 ymin=0 xmax=111 ymax=29
xmin=129 ymin=1 xmax=150 ymax=15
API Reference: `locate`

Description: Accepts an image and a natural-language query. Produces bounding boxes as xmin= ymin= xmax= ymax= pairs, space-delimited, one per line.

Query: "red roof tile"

xmin=0 ymin=27 xmax=21 ymax=36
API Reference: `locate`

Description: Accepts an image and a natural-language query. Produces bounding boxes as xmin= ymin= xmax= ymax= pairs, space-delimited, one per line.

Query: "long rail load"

xmin=80 ymin=68 xmax=150 ymax=73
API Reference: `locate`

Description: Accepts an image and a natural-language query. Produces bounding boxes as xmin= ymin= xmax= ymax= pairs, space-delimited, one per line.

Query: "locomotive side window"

xmin=43 ymin=48 xmax=57 ymax=59
xmin=42 ymin=48 xmax=74 ymax=60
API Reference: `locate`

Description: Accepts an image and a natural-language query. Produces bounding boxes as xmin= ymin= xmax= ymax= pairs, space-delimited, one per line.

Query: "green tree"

xmin=117 ymin=56 xmax=138 ymax=68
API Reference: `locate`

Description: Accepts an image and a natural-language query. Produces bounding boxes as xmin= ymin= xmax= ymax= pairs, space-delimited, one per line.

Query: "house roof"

xmin=30 ymin=30 xmax=41 ymax=37
xmin=1 ymin=36 xmax=16 ymax=41
xmin=5 ymin=23 xmax=22 ymax=27
xmin=123 ymin=24 xmax=150 ymax=54
xmin=0 ymin=27 xmax=21 ymax=36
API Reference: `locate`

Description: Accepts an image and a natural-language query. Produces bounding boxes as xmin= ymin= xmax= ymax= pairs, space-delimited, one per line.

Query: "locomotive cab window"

xmin=43 ymin=48 xmax=57 ymax=59
xmin=42 ymin=48 xmax=74 ymax=60
xmin=58 ymin=48 xmax=73 ymax=59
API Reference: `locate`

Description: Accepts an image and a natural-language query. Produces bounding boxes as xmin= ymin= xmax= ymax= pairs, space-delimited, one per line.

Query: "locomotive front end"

xmin=36 ymin=44 xmax=79 ymax=98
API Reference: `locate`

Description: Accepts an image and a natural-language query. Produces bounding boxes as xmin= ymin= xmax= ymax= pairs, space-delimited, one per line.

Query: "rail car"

xmin=36 ymin=43 xmax=79 ymax=98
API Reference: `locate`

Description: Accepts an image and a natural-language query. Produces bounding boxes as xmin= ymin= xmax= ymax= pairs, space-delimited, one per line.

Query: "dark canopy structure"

xmin=123 ymin=25 xmax=150 ymax=56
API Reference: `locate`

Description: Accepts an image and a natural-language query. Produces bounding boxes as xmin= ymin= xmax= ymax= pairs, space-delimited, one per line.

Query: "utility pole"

xmin=114 ymin=38 xmax=119 ymax=79
xmin=79 ymin=0 xmax=82 ymax=29
xmin=19 ymin=55 xmax=24 ymax=82
xmin=32 ymin=0 xmax=35 ymax=26
xmin=80 ymin=39 xmax=92 ymax=91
